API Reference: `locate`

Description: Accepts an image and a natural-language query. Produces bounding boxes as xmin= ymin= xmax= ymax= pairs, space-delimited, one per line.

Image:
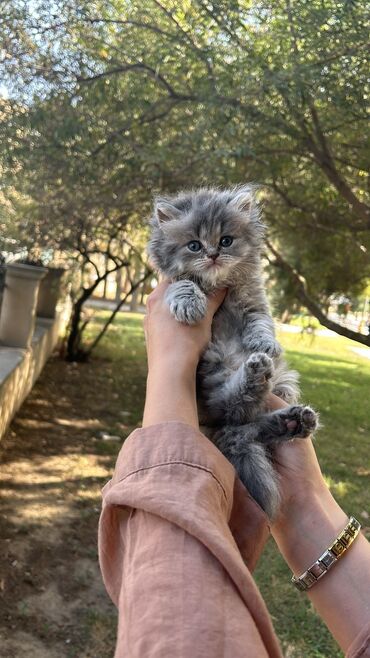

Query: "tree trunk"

xmin=66 ymin=288 xmax=94 ymax=361
xmin=130 ymin=285 xmax=141 ymax=312
xmin=66 ymin=269 xmax=119 ymax=360
xmin=115 ymin=268 xmax=123 ymax=302
xmin=129 ymin=261 xmax=143 ymax=312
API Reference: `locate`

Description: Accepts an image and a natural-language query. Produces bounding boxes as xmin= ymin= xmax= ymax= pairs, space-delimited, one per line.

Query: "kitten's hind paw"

xmin=165 ymin=280 xmax=207 ymax=324
xmin=281 ymin=405 xmax=319 ymax=439
xmin=245 ymin=352 xmax=274 ymax=382
xmin=256 ymin=405 xmax=319 ymax=446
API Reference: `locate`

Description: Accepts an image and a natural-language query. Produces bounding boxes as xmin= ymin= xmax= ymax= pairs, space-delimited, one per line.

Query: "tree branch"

xmin=306 ymin=104 xmax=370 ymax=227
xmin=266 ymin=239 xmax=370 ymax=347
xmin=77 ymin=61 xmax=196 ymax=101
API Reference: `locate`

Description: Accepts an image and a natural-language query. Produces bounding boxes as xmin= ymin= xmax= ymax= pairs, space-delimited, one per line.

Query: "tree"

xmin=1 ymin=0 xmax=369 ymax=346
xmin=0 ymin=82 xmax=154 ymax=360
xmin=68 ymin=0 xmax=368 ymax=343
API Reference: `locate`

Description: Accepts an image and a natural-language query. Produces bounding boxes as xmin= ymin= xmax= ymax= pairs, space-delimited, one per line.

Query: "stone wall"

xmin=0 ymin=317 xmax=62 ymax=439
xmin=0 ymin=264 xmax=66 ymax=440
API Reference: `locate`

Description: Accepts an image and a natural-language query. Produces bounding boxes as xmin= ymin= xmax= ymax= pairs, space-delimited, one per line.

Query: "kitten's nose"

xmin=207 ymin=252 xmax=219 ymax=261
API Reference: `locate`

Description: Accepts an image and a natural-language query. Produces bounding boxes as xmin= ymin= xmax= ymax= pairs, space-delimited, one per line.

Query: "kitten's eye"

xmin=187 ymin=240 xmax=202 ymax=252
xmin=220 ymin=236 xmax=233 ymax=248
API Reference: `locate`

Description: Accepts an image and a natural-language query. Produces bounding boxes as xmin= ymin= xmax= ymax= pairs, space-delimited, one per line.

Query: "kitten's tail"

xmin=213 ymin=426 xmax=280 ymax=519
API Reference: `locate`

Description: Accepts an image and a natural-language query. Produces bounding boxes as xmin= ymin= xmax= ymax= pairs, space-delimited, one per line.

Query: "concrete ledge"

xmin=0 ymin=315 xmax=62 ymax=439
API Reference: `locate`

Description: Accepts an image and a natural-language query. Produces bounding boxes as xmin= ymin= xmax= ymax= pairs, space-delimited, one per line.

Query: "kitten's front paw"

xmin=165 ymin=280 xmax=207 ymax=325
xmin=246 ymin=336 xmax=282 ymax=358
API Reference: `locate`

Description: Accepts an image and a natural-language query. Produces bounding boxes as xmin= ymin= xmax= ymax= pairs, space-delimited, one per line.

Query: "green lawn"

xmin=255 ymin=329 xmax=370 ymax=658
xmin=288 ymin=314 xmax=325 ymax=331
xmin=86 ymin=312 xmax=370 ymax=658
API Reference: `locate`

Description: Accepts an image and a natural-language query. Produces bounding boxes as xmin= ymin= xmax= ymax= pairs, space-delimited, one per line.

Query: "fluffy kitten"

xmin=148 ymin=185 xmax=318 ymax=517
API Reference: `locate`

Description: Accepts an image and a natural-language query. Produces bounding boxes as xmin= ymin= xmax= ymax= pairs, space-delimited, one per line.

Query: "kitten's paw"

xmin=165 ymin=280 xmax=207 ymax=324
xmin=246 ymin=336 xmax=282 ymax=358
xmin=282 ymin=405 xmax=319 ymax=439
xmin=245 ymin=352 xmax=273 ymax=383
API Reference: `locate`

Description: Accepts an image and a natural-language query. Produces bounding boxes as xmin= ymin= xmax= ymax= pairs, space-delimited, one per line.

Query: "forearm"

xmin=272 ymin=485 xmax=370 ymax=652
xmin=142 ymin=355 xmax=199 ymax=429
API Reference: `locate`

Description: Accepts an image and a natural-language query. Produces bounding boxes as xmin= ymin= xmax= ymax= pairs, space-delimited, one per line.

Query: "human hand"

xmin=266 ymin=404 xmax=370 ymax=654
xmin=267 ymin=393 xmax=326 ymax=517
xmin=142 ymin=280 xmax=226 ymax=429
xmin=267 ymin=393 xmax=348 ymax=575
xmin=144 ymin=280 xmax=226 ymax=375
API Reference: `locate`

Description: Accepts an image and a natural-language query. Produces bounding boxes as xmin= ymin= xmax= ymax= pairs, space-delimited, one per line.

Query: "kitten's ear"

xmin=227 ymin=185 xmax=254 ymax=215
xmin=154 ymin=198 xmax=181 ymax=223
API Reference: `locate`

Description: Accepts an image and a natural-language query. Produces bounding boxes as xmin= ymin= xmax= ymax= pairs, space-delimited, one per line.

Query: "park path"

xmin=0 ymin=354 xmax=127 ymax=658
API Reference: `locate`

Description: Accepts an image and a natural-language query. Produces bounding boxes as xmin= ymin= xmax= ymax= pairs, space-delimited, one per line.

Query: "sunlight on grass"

xmin=323 ymin=475 xmax=351 ymax=497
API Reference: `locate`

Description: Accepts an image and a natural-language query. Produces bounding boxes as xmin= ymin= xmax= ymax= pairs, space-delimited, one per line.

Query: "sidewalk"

xmin=84 ymin=298 xmax=146 ymax=314
xmin=277 ymin=322 xmax=337 ymax=338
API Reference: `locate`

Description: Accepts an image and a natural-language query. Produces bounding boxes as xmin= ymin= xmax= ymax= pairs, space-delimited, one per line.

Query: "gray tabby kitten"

xmin=148 ymin=185 xmax=318 ymax=517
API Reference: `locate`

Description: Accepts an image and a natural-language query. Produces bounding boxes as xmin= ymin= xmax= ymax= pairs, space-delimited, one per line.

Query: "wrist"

xmin=148 ymin=350 xmax=199 ymax=379
xmin=272 ymin=486 xmax=348 ymax=575
xmin=143 ymin=355 xmax=199 ymax=429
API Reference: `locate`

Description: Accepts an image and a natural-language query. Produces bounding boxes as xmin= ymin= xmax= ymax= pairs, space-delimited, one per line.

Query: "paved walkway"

xmin=277 ymin=323 xmax=337 ymax=338
xmin=84 ymin=298 xmax=146 ymax=314
xmin=349 ymin=347 xmax=370 ymax=360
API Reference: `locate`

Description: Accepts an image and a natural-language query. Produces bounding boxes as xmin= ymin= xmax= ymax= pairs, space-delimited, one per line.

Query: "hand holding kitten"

xmin=148 ymin=185 xmax=319 ymax=517
xmin=144 ymin=280 xmax=226 ymax=371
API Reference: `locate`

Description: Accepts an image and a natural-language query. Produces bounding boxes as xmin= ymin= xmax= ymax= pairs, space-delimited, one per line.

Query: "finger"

xmin=267 ymin=393 xmax=289 ymax=411
xmin=154 ymin=278 xmax=170 ymax=293
xmin=146 ymin=279 xmax=170 ymax=309
xmin=206 ymin=288 xmax=227 ymax=318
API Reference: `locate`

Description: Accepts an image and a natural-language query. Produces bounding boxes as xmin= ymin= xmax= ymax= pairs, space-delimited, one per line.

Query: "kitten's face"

xmin=149 ymin=186 xmax=263 ymax=286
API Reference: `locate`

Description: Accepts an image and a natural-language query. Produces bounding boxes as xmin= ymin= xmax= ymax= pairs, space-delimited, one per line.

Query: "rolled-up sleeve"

xmin=98 ymin=420 xmax=283 ymax=658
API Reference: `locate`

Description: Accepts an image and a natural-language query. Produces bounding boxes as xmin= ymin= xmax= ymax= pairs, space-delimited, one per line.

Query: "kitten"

xmin=148 ymin=185 xmax=318 ymax=517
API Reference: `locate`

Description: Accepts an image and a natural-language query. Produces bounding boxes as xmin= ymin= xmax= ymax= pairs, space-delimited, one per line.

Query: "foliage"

xmin=1 ymin=0 xmax=369 ymax=346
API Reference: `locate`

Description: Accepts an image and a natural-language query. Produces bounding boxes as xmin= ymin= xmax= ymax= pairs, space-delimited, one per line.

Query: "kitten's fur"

xmin=149 ymin=185 xmax=318 ymax=517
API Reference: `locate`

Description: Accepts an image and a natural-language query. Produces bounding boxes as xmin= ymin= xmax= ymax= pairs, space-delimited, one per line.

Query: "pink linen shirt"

xmin=98 ymin=421 xmax=370 ymax=658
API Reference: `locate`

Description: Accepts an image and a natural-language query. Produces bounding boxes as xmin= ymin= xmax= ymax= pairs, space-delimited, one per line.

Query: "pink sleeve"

xmin=98 ymin=420 xmax=282 ymax=658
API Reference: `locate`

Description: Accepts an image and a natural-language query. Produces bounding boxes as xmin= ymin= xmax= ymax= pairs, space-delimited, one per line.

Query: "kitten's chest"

xmin=211 ymin=290 xmax=245 ymax=342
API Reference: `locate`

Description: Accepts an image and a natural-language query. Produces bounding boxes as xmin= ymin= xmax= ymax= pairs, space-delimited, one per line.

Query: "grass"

xmin=255 ymin=329 xmax=370 ymax=658
xmin=84 ymin=311 xmax=148 ymax=436
xmin=85 ymin=312 xmax=370 ymax=658
xmin=288 ymin=314 xmax=326 ymax=331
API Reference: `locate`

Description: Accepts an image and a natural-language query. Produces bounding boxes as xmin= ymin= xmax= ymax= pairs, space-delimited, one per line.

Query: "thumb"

xmin=206 ymin=288 xmax=227 ymax=319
